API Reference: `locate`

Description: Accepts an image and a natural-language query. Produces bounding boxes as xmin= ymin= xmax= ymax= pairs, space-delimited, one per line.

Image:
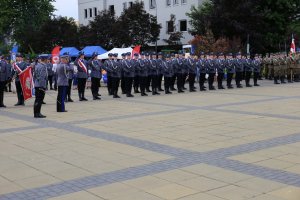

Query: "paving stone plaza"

xmin=0 ymin=80 xmax=300 ymax=200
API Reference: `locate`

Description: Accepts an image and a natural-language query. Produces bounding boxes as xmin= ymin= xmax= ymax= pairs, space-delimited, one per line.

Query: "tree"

xmin=37 ymin=17 xmax=79 ymax=52
xmin=0 ymin=0 xmax=55 ymax=52
xmin=163 ymin=15 xmax=184 ymax=45
xmin=119 ymin=1 xmax=161 ymax=47
xmin=187 ymin=0 xmax=300 ymax=53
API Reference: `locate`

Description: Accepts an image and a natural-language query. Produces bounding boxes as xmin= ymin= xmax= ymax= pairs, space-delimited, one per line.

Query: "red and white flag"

xmin=78 ymin=59 xmax=87 ymax=73
xmin=51 ymin=46 xmax=61 ymax=64
xmin=132 ymin=45 xmax=141 ymax=58
xmin=19 ymin=67 xmax=34 ymax=101
xmin=290 ymin=35 xmax=296 ymax=54
xmin=13 ymin=62 xmax=23 ymax=74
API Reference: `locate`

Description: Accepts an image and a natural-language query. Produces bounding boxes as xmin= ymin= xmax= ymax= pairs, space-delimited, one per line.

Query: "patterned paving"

xmin=0 ymin=80 xmax=300 ymax=200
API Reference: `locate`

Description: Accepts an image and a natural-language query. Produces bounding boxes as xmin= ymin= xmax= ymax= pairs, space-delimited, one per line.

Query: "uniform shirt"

xmin=56 ymin=63 xmax=69 ymax=86
xmin=244 ymin=58 xmax=253 ymax=72
xmin=234 ymin=58 xmax=244 ymax=72
xmin=104 ymin=59 xmax=114 ymax=76
xmin=123 ymin=59 xmax=135 ymax=77
xmin=206 ymin=59 xmax=216 ymax=74
xmin=34 ymin=63 xmax=48 ymax=89
xmin=137 ymin=59 xmax=148 ymax=77
xmin=0 ymin=60 xmax=7 ymax=82
xmin=173 ymin=58 xmax=184 ymax=74
xmin=215 ymin=59 xmax=225 ymax=73
xmin=75 ymin=58 xmax=88 ymax=79
xmin=226 ymin=59 xmax=235 ymax=74
xmin=156 ymin=58 xmax=164 ymax=75
xmin=105 ymin=59 xmax=121 ymax=78
xmin=149 ymin=59 xmax=158 ymax=76
xmin=162 ymin=60 xmax=174 ymax=77
xmin=196 ymin=59 xmax=207 ymax=74
xmin=186 ymin=58 xmax=196 ymax=74
xmin=89 ymin=60 xmax=102 ymax=79
xmin=252 ymin=59 xmax=261 ymax=73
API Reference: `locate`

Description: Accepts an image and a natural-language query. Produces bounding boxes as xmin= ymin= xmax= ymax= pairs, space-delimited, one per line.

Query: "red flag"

xmin=19 ymin=67 xmax=34 ymax=101
xmin=132 ymin=45 xmax=141 ymax=58
xmin=290 ymin=38 xmax=296 ymax=54
xmin=52 ymin=46 xmax=61 ymax=64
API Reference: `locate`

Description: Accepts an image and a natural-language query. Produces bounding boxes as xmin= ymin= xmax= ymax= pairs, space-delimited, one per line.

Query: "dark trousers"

xmin=199 ymin=73 xmax=206 ymax=89
xmin=171 ymin=75 xmax=176 ymax=89
xmin=0 ymin=81 xmax=5 ymax=106
xmin=107 ymin=75 xmax=112 ymax=95
xmin=77 ymin=78 xmax=87 ymax=99
xmin=227 ymin=73 xmax=233 ymax=87
xmin=158 ymin=74 xmax=163 ymax=89
xmin=151 ymin=75 xmax=158 ymax=91
xmin=57 ymin=86 xmax=67 ymax=112
xmin=217 ymin=73 xmax=224 ymax=88
xmin=34 ymin=87 xmax=45 ymax=115
xmin=208 ymin=73 xmax=215 ymax=88
xmin=125 ymin=77 xmax=133 ymax=95
xmin=134 ymin=76 xmax=140 ymax=91
xmin=48 ymin=75 xmax=53 ymax=89
xmin=236 ymin=72 xmax=243 ymax=86
xmin=253 ymin=72 xmax=259 ymax=85
xmin=188 ymin=73 xmax=196 ymax=91
xmin=176 ymin=73 xmax=184 ymax=91
xmin=15 ymin=81 xmax=24 ymax=104
xmin=67 ymin=79 xmax=73 ymax=99
xmin=53 ymin=75 xmax=57 ymax=90
xmin=245 ymin=71 xmax=252 ymax=85
xmin=111 ymin=77 xmax=120 ymax=95
xmin=91 ymin=77 xmax=100 ymax=97
xmin=139 ymin=76 xmax=147 ymax=94
xmin=164 ymin=77 xmax=171 ymax=92
xmin=121 ymin=76 xmax=126 ymax=93
xmin=146 ymin=76 xmax=152 ymax=91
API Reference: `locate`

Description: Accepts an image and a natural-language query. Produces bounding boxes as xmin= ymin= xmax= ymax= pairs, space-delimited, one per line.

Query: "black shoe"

xmin=0 ymin=104 xmax=6 ymax=108
xmin=68 ymin=99 xmax=74 ymax=102
xmin=113 ymin=95 xmax=121 ymax=98
xmin=15 ymin=103 xmax=25 ymax=106
xmin=93 ymin=96 xmax=101 ymax=100
xmin=246 ymin=84 xmax=252 ymax=87
xmin=82 ymin=97 xmax=88 ymax=101
xmin=155 ymin=92 xmax=160 ymax=95
xmin=158 ymin=89 xmax=164 ymax=92
xmin=9 ymin=90 xmax=12 ymax=92
xmin=171 ymin=88 xmax=176 ymax=91
xmin=57 ymin=110 xmax=68 ymax=113
xmin=126 ymin=94 xmax=134 ymax=97
xmin=237 ymin=85 xmax=243 ymax=88
xmin=97 ymin=94 xmax=101 ymax=96
xmin=50 ymin=88 xmax=54 ymax=90
xmin=183 ymin=87 xmax=187 ymax=90
xmin=254 ymin=84 xmax=260 ymax=86
xmin=209 ymin=87 xmax=216 ymax=90
xmin=42 ymin=101 xmax=46 ymax=104
xmin=227 ymin=86 xmax=234 ymax=89
xmin=178 ymin=90 xmax=185 ymax=93
xmin=141 ymin=93 xmax=148 ymax=96
xmin=218 ymin=86 xmax=225 ymax=89
xmin=34 ymin=113 xmax=46 ymax=118
xmin=146 ymin=89 xmax=152 ymax=92
xmin=281 ymin=81 xmax=286 ymax=84
xmin=190 ymin=89 xmax=196 ymax=92
xmin=166 ymin=91 xmax=172 ymax=94
xmin=193 ymin=87 xmax=197 ymax=90
xmin=122 ymin=92 xmax=126 ymax=94
xmin=134 ymin=90 xmax=141 ymax=93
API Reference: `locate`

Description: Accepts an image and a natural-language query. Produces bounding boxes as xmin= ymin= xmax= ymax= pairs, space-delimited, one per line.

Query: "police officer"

xmin=145 ymin=52 xmax=152 ymax=92
xmin=162 ymin=54 xmax=174 ymax=94
xmin=173 ymin=52 xmax=185 ymax=93
xmin=66 ymin=54 xmax=75 ymax=102
xmin=149 ymin=52 xmax=160 ymax=95
xmin=137 ymin=52 xmax=149 ymax=96
xmin=104 ymin=53 xmax=114 ymax=95
xmin=47 ymin=56 xmax=54 ymax=90
xmin=33 ymin=55 xmax=48 ymax=118
xmin=132 ymin=53 xmax=140 ymax=94
xmin=123 ymin=52 xmax=135 ymax=97
xmin=216 ymin=53 xmax=225 ymax=89
xmin=225 ymin=53 xmax=235 ymax=89
xmin=4 ymin=56 xmax=12 ymax=93
xmin=187 ymin=54 xmax=197 ymax=92
xmin=252 ymin=54 xmax=261 ymax=86
xmin=0 ymin=56 xmax=8 ymax=107
xmin=56 ymin=55 xmax=69 ymax=112
xmin=234 ymin=52 xmax=244 ymax=88
xmin=206 ymin=53 xmax=216 ymax=90
xmin=156 ymin=52 xmax=164 ymax=92
xmin=105 ymin=53 xmax=121 ymax=98
xmin=75 ymin=51 xmax=88 ymax=101
xmin=170 ymin=53 xmax=177 ymax=91
xmin=197 ymin=52 xmax=207 ymax=91
xmin=89 ymin=52 xmax=102 ymax=100
xmin=244 ymin=54 xmax=253 ymax=87
xmin=13 ymin=53 xmax=28 ymax=106
xmin=120 ymin=53 xmax=127 ymax=94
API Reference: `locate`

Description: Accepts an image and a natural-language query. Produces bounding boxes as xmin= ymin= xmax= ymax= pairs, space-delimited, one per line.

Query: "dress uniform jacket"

xmin=90 ymin=60 xmax=102 ymax=79
xmin=234 ymin=59 xmax=244 ymax=72
xmin=106 ymin=60 xmax=121 ymax=78
xmin=56 ymin=63 xmax=69 ymax=86
xmin=226 ymin=59 xmax=235 ymax=74
xmin=253 ymin=59 xmax=261 ymax=73
xmin=197 ymin=59 xmax=207 ymax=74
xmin=34 ymin=63 xmax=48 ymax=89
xmin=215 ymin=59 xmax=225 ymax=74
xmin=47 ymin=63 xmax=54 ymax=76
xmin=162 ymin=60 xmax=174 ymax=77
xmin=0 ymin=61 xmax=7 ymax=82
xmin=149 ymin=59 xmax=158 ymax=76
xmin=137 ymin=59 xmax=148 ymax=77
xmin=123 ymin=60 xmax=135 ymax=77
xmin=244 ymin=59 xmax=253 ymax=72
xmin=206 ymin=59 xmax=216 ymax=74
xmin=14 ymin=62 xmax=28 ymax=81
xmin=187 ymin=58 xmax=196 ymax=74
xmin=75 ymin=58 xmax=88 ymax=79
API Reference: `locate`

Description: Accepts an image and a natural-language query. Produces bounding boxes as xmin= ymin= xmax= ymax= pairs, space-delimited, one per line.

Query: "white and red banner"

xmin=19 ymin=67 xmax=34 ymax=101
xmin=132 ymin=45 xmax=141 ymax=58
xmin=290 ymin=35 xmax=296 ymax=54
xmin=52 ymin=46 xmax=61 ymax=64
xmin=78 ymin=59 xmax=87 ymax=73
xmin=12 ymin=63 xmax=22 ymax=74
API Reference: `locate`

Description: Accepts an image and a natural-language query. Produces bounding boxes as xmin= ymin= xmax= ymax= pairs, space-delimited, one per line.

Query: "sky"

xmin=52 ymin=0 xmax=78 ymax=20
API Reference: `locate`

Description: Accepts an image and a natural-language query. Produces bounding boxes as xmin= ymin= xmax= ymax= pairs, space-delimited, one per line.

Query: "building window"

xmin=174 ymin=0 xmax=179 ymax=5
xmin=181 ymin=0 xmax=187 ymax=4
xmin=150 ymin=0 xmax=156 ymax=9
xmin=180 ymin=20 xmax=187 ymax=31
xmin=84 ymin=9 xmax=87 ymax=18
xmin=166 ymin=0 xmax=171 ymax=6
xmin=89 ymin=8 xmax=92 ymax=18
xmin=94 ymin=7 xmax=98 ymax=16
xmin=109 ymin=5 xmax=115 ymax=13
xmin=167 ymin=21 xmax=174 ymax=33
xmin=129 ymin=1 xmax=133 ymax=7
xmin=123 ymin=2 xmax=127 ymax=9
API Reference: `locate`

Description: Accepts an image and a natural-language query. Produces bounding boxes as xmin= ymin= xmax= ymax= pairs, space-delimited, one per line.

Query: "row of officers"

xmin=1 ymin=51 xmax=299 ymax=118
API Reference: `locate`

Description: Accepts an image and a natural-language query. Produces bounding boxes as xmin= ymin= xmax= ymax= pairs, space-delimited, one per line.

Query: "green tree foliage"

xmin=187 ymin=0 xmax=300 ymax=53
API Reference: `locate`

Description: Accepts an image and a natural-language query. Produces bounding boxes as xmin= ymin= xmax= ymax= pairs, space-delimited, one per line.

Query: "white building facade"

xmin=78 ymin=0 xmax=203 ymax=46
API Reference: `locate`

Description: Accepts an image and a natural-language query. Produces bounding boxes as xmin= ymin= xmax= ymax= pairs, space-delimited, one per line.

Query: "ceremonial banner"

xmin=132 ymin=45 xmax=141 ymax=58
xmin=290 ymin=35 xmax=296 ymax=53
xmin=12 ymin=63 xmax=22 ymax=74
xmin=19 ymin=67 xmax=34 ymax=101
xmin=52 ymin=46 xmax=61 ymax=64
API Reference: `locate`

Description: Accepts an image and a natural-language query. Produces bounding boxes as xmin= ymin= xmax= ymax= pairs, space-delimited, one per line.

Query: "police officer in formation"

xmin=0 ymin=56 xmax=9 ymax=107
xmin=47 ymin=56 xmax=54 ymax=90
xmin=89 ymin=52 xmax=102 ymax=100
xmin=56 ymin=54 xmax=70 ymax=112
xmin=33 ymin=54 xmax=48 ymax=118
xmin=75 ymin=51 xmax=88 ymax=101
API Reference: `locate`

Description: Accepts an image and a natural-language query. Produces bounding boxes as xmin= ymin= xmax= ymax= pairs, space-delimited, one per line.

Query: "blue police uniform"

xmin=122 ymin=53 xmax=135 ymax=97
xmin=162 ymin=56 xmax=174 ymax=94
xmin=56 ymin=59 xmax=69 ymax=112
xmin=14 ymin=55 xmax=29 ymax=106
xmin=136 ymin=57 xmax=148 ymax=96
xmin=186 ymin=57 xmax=197 ymax=92
xmin=89 ymin=53 xmax=102 ymax=100
xmin=105 ymin=57 xmax=122 ymax=98
xmin=0 ymin=59 xmax=8 ymax=107
xmin=196 ymin=54 xmax=207 ymax=91
xmin=75 ymin=52 xmax=88 ymax=101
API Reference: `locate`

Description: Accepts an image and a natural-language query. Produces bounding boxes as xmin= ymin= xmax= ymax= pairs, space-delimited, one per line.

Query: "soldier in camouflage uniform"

xmin=278 ymin=53 xmax=287 ymax=84
xmin=272 ymin=53 xmax=281 ymax=84
xmin=294 ymin=52 xmax=300 ymax=82
xmin=268 ymin=54 xmax=274 ymax=80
